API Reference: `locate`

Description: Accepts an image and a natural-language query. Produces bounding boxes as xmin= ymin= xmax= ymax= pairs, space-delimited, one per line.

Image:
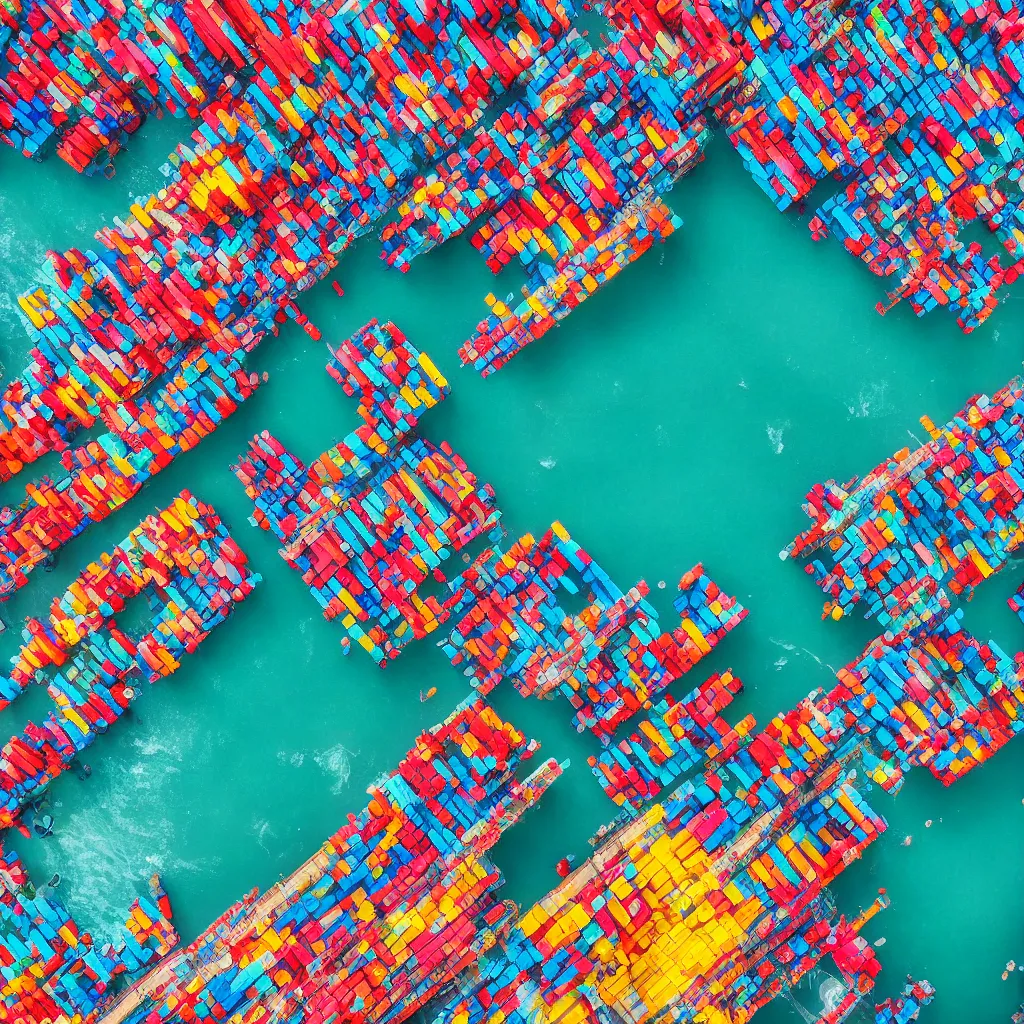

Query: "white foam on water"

xmin=133 ymin=734 xmax=181 ymax=758
xmin=314 ymin=743 xmax=355 ymax=795
xmin=0 ymin=292 xmax=17 ymax=344
xmin=34 ymin=718 xmax=217 ymax=938
xmin=846 ymin=380 xmax=891 ymax=419
xmin=252 ymin=817 xmax=277 ymax=854
xmin=799 ymin=646 xmax=838 ymax=674
xmin=770 ymin=637 xmax=837 ymax=675
xmin=0 ymin=215 xmax=45 ymax=340
xmin=297 ymin=618 xmax=318 ymax=661
xmin=774 ymin=656 xmax=788 ymax=671
xmin=539 ymin=457 xmax=557 ymax=469
xmin=766 ymin=421 xmax=789 ymax=455
xmin=35 ymin=805 xmax=201 ymax=938
xmin=820 ymin=976 xmax=846 ymax=1010
xmin=276 ymin=750 xmax=306 ymax=767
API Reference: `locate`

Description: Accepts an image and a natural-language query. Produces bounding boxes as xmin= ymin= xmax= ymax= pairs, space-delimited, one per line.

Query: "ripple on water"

xmin=252 ymin=817 xmax=278 ymax=855
xmin=33 ymin=715 xmax=217 ymax=939
xmin=0 ymin=212 xmax=45 ymax=346
xmin=314 ymin=743 xmax=356 ymax=795
xmin=846 ymin=379 xmax=892 ymax=419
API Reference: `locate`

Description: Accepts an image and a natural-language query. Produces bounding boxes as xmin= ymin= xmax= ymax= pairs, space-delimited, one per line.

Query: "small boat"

xmin=32 ymin=814 xmax=54 ymax=838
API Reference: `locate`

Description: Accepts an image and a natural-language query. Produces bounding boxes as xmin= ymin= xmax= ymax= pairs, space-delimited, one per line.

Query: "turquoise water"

xmin=0 ymin=121 xmax=1023 ymax=1022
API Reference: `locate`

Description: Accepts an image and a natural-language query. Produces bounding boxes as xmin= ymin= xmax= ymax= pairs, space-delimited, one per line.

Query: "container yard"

xmin=0 ymin=0 xmax=1022 ymax=1021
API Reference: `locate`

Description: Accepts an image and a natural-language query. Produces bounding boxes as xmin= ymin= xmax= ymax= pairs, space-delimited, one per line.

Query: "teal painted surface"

xmin=0 ymin=124 xmax=1022 ymax=1022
